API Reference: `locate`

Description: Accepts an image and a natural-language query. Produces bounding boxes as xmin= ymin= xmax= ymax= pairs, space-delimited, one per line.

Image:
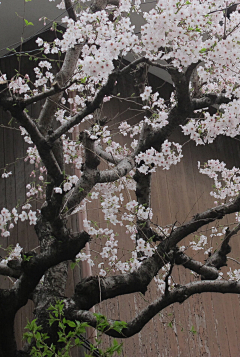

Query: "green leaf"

xmin=112 ymin=320 xmax=127 ymax=333
xmin=75 ymin=338 xmax=80 ymax=345
xmin=70 ymin=261 xmax=77 ymax=269
xmin=6 ymin=47 xmax=16 ymax=52
xmin=24 ymin=19 xmax=34 ymax=26
xmin=66 ymin=320 xmax=76 ymax=328
xmin=190 ymin=325 xmax=197 ymax=334
xmin=81 ymin=76 xmax=87 ymax=84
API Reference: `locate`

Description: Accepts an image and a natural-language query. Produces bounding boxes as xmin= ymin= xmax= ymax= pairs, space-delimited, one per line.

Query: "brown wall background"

xmin=1 ymin=37 xmax=240 ymax=356
xmin=86 ymin=75 xmax=240 ymax=356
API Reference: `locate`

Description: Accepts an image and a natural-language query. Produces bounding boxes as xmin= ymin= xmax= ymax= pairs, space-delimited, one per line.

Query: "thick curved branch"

xmin=37 ymin=0 xmax=80 ymax=134
xmin=23 ymin=80 xmax=76 ymax=106
xmin=47 ymin=72 xmax=118 ymax=143
xmin=64 ymin=133 xmax=102 ymax=213
xmin=47 ymin=57 xmax=167 ymax=144
xmin=95 ymin=144 xmax=121 ymax=165
xmin=64 ymin=0 xmax=77 ymax=22
xmin=192 ymin=93 xmax=232 ymax=110
xmin=185 ymin=60 xmax=202 ymax=83
xmin=205 ymin=223 xmax=240 ymax=269
xmin=13 ymin=231 xmax=90 ymax=310
xmin=38 ymin=44 xmax=82 ymax=134
xmin=0 ymin=262 xmax=21 ymax=279
xmin=133 ymin=70 xmax=192 ymax=156
xmin=174 ymin=250 xmax=219 ymax=280
xmin=73 ymin=245 xmax=166 ymax=310
xmin=97 ymin=156 xmax=135 ymax=183
xmin=0 ymin=102 xmax=63 ymax=184
xmin=66 ymin=279 xmax=240 ymax=338
xmin=166 ymin=196 xmax=240 ymax=248
xmin=71 ymin=197 xmax=240 ymax=311
xmin=64 ymin=168 xmax=98 ymax=213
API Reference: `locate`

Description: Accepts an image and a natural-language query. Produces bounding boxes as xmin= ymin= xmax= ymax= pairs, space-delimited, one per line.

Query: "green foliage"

xmin=23 ymin=254 xmax=33 ymax=262
xmin=190 ymin=325 xmax=197 ymax=335
xmin=24 ymin=19 xmax=34 ymax=26
xmin=23 ymin=301 xmax=125 ymax=357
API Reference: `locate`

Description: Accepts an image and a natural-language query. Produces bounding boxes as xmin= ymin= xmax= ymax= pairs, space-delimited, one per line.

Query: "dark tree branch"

xmin=64 ymin=0 xmax=77 ymax=22
xmin=185 ymin=60 xmax=202 ymax=83
xmin=72 ymin=247 xmax=165 ymax=310
xmin=13 ymin=231 xmax=90 ymax=310
xmin=37 ymin=0 xmax=82 ymax=134
xmin=133 ymin=70 xmax=192 ymax=156
xmin=47 ymin=72 xmax=118 ymax=143
xmin=71 ymin=196 xmax=240 ymax=311
xmin=23 ymin=80 xmax=76 ymax=106
xmin=0 ymin=102 xmax=63 ymax=184
xmin=95 ymin=144 xmax=121 ymax=165
xmin=97 ymin=157 xmax=135 ymax=183
xmin=132 ymin=59 xmax=153 ymax=242
xmin=192 ymin=93 xmax=232 ymax=110
xmin=166 ymin=197 xmax=240 ymax=249
xmin=65 ymin=279 xmax=240 ymax=338
xmin=205 ymin=223 xmax=240 ymax=270
xmin=0 ymin=261 xmax=21 ymax=279
xmin=80 ymin=131 xmax=101 ymax=170
xmin=134 ymin=170 xmax=153 ymax=241
xmin=47 ymin=56 xmax=170 ymax=144
xmin=64 ymin=168 xmax=98 ymax=214
xmin=174 ymin=249 xmax=219 ymax=280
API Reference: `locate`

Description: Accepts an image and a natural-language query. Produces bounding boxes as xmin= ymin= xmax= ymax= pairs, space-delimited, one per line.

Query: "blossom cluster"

xmin=34 ymin=61 xmax=54 ymax=88
xmin=199 ymin=160 xmax=240 ymax=202
xmin=189 ymin=234 xmax=208 ymax=251
xmin=0 ymin=243 xmax=23 ymax=266
xmin=54 ymin=175 xmax=79 ymax=194
xmin=9 ymin=77 xmax=30 ymax=94
xmin=125 ymin=200 xmax=153 ymax=221
xmin=62 ymin=135 xmax=83 ymax=168
xmin=0 ymin=204 xmax=37 ymax=237
xmin=135 ymin=141 xmax=183 ymax=174
xmin=1 ymin=171 xmax=12 ymax=178
xmin=75 ymin=251 xmax=94 ymax=269
xmin=227 ymin=268 xmax=240 ymax=281
xmin=154 ymin=263 xmax=172 ymax=295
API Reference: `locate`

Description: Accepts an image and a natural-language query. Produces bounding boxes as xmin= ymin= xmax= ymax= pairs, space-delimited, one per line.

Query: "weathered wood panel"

xmin=86 ymin=75 xmax=240 ymax=357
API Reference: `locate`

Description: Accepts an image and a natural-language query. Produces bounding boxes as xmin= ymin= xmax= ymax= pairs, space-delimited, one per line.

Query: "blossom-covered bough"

xmin=1 ymin=0 xmax=240 ymax=355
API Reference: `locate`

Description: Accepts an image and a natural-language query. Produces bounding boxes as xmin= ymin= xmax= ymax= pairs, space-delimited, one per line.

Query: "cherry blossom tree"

xmin=2 ymin=0 xmax=240 ymax=355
